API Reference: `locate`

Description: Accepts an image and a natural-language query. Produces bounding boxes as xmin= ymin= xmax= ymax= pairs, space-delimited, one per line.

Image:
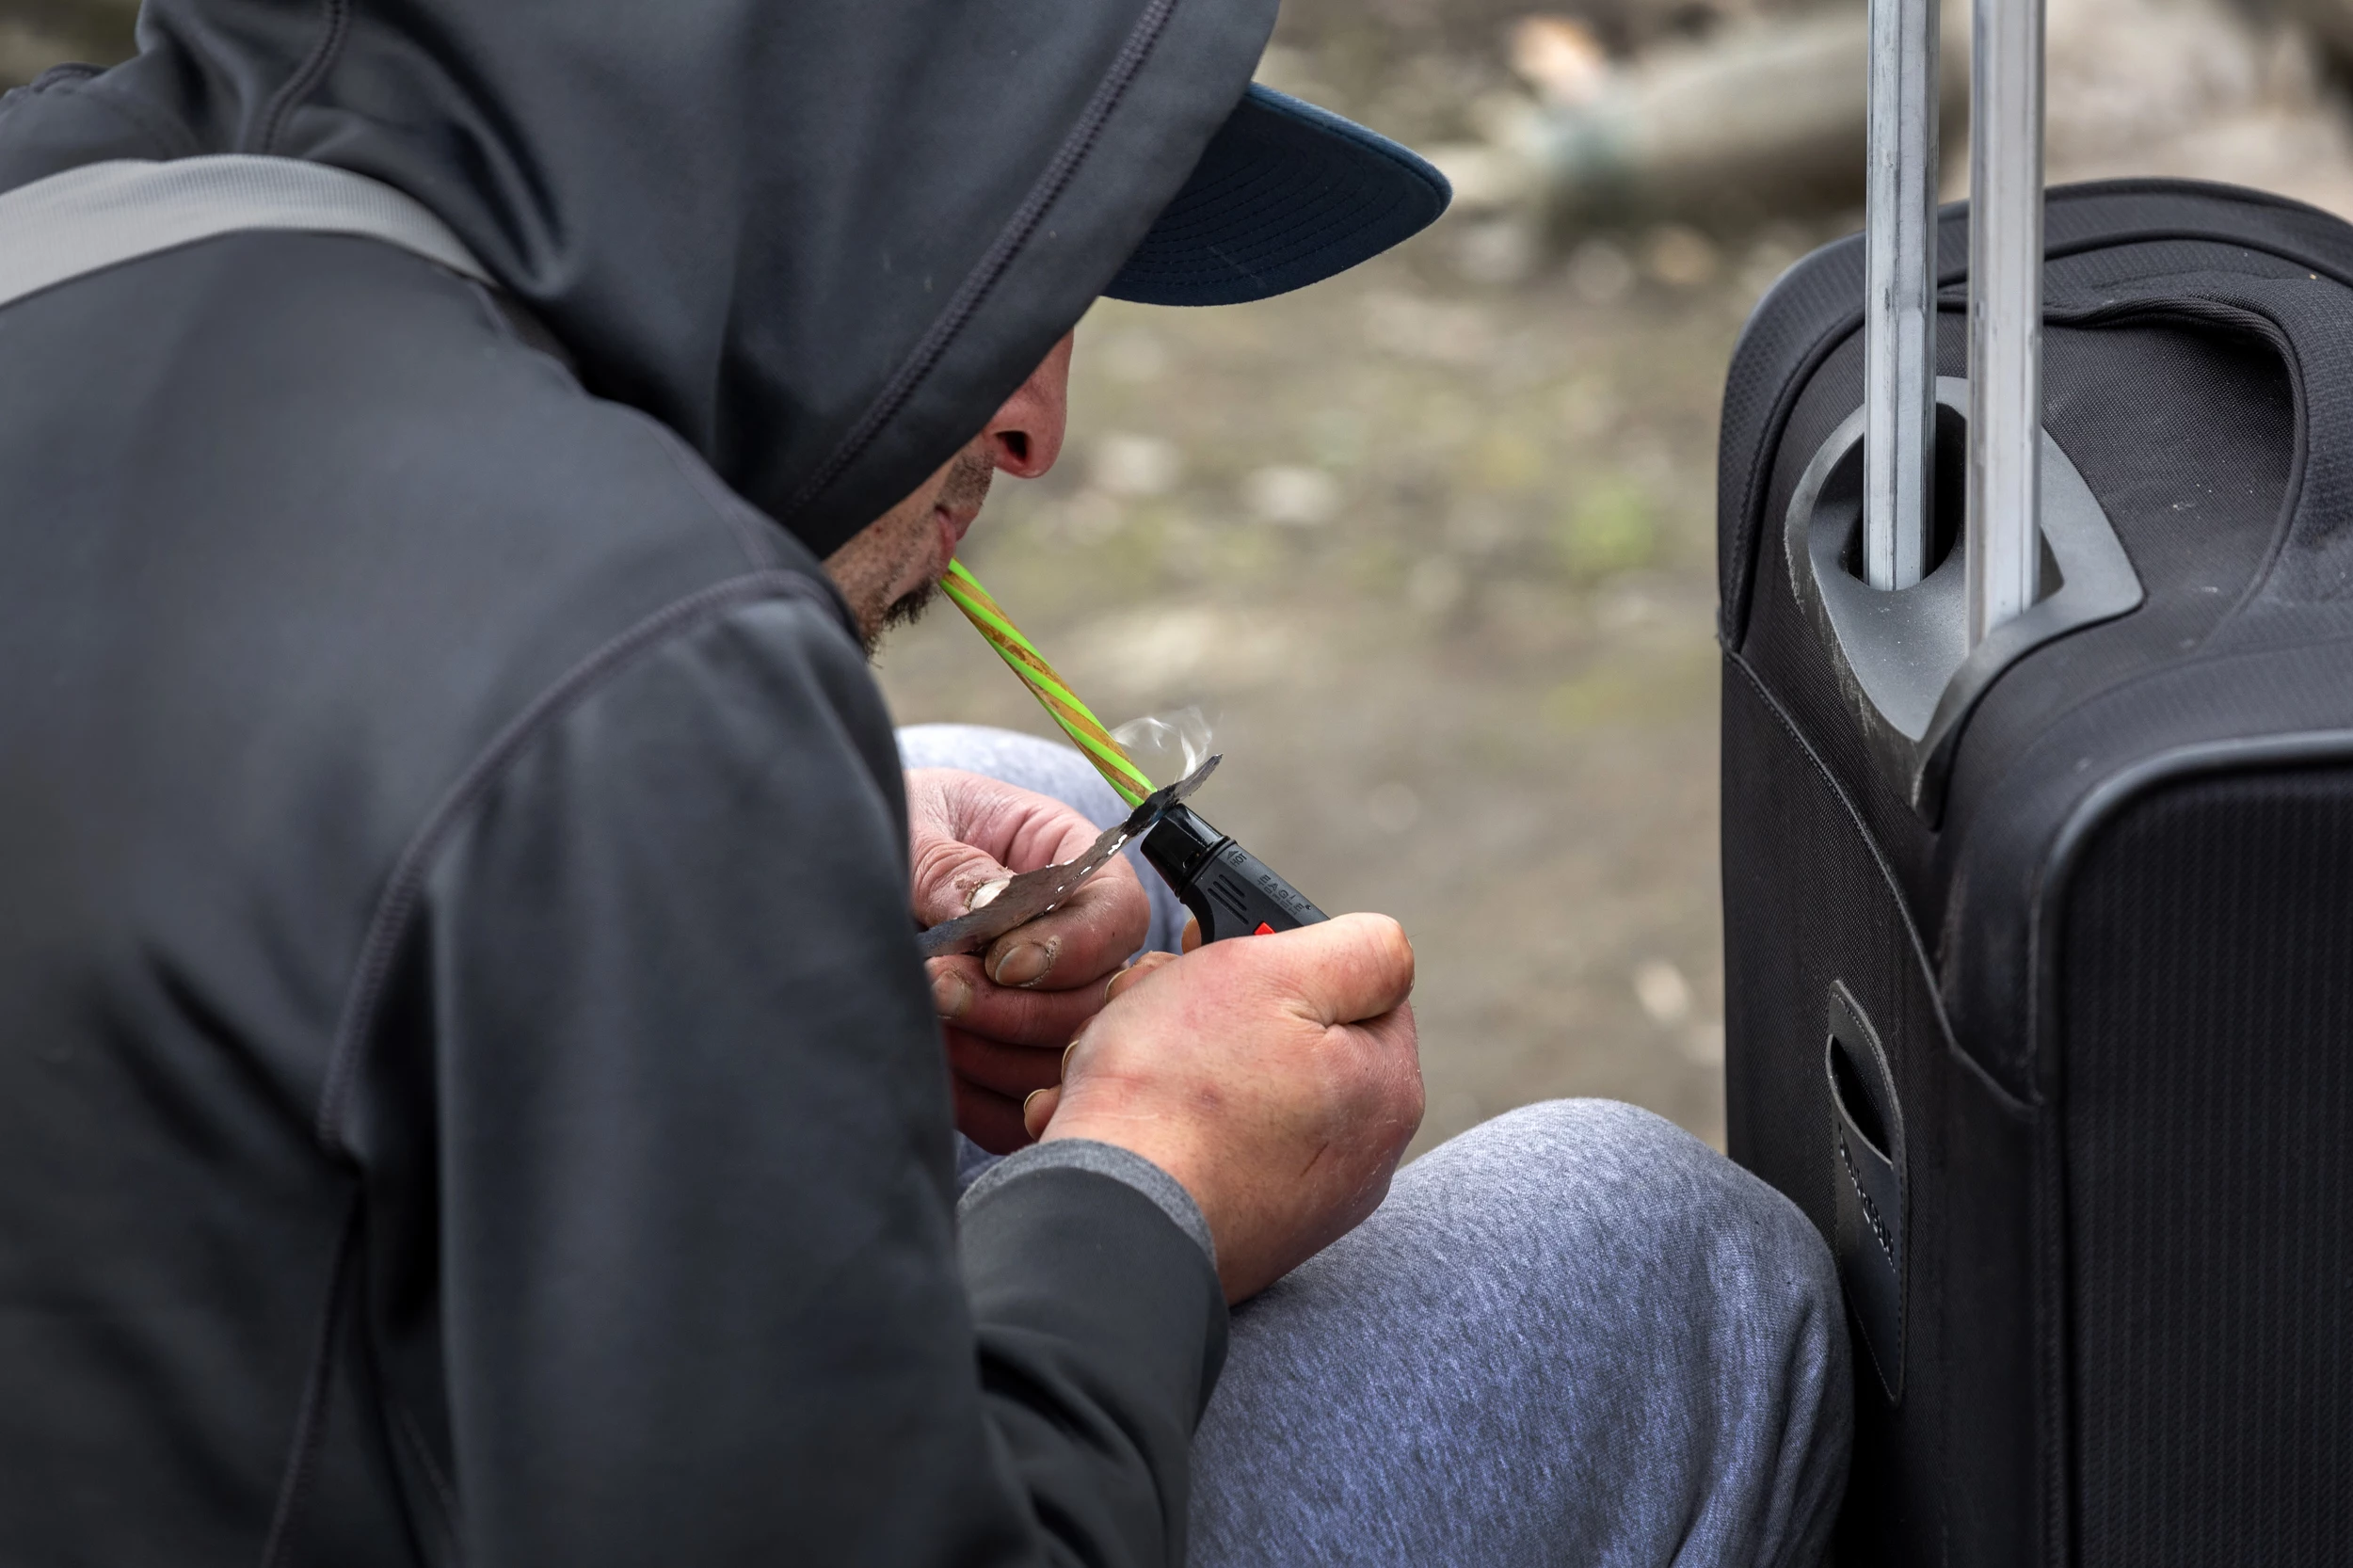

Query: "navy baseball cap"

xmin=1105 ymin=84 xmax=1451 ymax=307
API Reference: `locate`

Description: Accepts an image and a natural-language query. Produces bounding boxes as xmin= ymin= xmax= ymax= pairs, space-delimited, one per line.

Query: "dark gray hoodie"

xmin=0 ymin=2 xmax=1275 ymax=1562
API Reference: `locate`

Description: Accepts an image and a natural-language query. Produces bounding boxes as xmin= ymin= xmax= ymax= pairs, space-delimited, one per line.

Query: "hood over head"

xmin=0 ymin=0 xmax=1277 ymax=556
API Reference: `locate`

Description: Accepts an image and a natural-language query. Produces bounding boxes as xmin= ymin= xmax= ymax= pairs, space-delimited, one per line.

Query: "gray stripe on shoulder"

xmin=960 ymin=1139 xmax=1214 ymax=1267
xmin=0 ymin=155 xmax=491 ymax=315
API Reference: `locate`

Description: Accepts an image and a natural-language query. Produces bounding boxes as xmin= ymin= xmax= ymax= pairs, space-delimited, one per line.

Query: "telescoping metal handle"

xmin=1966 ymin=0 xmax=2044 ymax=645
xmin=1862 ymin=0 xmax=1940 ymax=593
xmin=1863 ymin=0 xmax=2042 ymax=642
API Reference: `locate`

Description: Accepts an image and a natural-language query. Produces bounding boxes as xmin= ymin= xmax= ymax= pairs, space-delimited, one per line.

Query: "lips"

xmin=935 ymin=502 xmax=978 ymax=562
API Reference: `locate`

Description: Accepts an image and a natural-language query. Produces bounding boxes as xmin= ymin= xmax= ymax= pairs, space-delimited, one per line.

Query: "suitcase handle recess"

xmin=1826 ymin=983 xmax=1907 ymax=1402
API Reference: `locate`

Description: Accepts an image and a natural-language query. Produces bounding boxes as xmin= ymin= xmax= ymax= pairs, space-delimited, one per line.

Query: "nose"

xmin=982 ymin=331 xmax=1072 ymax=480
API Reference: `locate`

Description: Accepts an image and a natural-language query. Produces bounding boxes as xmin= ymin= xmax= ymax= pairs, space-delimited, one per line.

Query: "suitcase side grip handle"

xmin=1827 ymin=982 xmax=1907 ymax=1403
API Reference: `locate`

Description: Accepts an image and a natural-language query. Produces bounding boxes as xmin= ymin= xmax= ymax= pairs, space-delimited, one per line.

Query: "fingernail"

xmin=992 ymin=941 xmax=1051 ymax=988
xmin=930 ymin=968 xmax=971 ymax=1019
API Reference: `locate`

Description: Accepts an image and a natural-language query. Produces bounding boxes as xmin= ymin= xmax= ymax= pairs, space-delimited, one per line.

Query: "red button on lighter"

xmin=1253 ymin=921 xmax=1275 ymax=936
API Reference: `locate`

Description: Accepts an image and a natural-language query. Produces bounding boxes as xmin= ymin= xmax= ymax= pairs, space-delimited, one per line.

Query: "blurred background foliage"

xmin=0 ymin=0 xmax=130 ymax=84
xmin=12 ymin=0 xmax=2353 ymax=1150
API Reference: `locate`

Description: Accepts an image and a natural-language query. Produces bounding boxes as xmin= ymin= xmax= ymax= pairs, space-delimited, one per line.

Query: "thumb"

xmin=1253 ymin=912 xmax=1417 ymax=1026
xmin=909 ymin=830 xmax=1016 ymax=928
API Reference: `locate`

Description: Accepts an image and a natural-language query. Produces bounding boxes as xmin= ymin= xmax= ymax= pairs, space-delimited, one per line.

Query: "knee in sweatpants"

xmin=1439 ymin=1097 xmax=1840 ymax=1321
xmin=896 ymin=722 xmax=1110 ymax=800
xmin=1259 ymin=1099 xmax=1849 ymax=1566
xmin=1464 ymin=1098 xmax=1851 ymax=1560
xmin=1405 ymin=1103 xmax=1849 ymax=1454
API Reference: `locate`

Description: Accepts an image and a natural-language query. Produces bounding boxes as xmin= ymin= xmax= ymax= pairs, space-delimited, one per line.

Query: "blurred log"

xmin=0 ymin=0 xmax=137 ymax=88
xmin=2254 ymin=0 xmax=2353 ymax=72
xmin=1431 ymin=5 xmax=1968 ymax=230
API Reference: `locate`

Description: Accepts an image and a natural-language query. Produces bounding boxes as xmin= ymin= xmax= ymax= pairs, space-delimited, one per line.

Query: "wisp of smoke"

xmin=1109 ymin=705 xmax=1213 ymax=787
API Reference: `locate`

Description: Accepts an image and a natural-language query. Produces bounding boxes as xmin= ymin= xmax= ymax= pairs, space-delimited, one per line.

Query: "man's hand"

xmin=1023 ymin=915 xmax=1423 ymax=1303
xmin=905 ymin=768 xmax=1152 ymax=1154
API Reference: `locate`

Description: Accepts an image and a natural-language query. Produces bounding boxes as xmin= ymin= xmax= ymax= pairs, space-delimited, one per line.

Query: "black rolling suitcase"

xmin=1718 ymin=0 xmax=2353 ymax=1560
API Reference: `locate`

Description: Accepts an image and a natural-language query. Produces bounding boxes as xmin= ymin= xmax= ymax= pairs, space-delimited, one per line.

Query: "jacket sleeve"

xmin=391 ymin=589 xmax=1227 ymax=1566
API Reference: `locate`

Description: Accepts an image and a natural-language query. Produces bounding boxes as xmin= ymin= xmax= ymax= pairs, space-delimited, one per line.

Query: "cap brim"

xmin=1104 ymin=84 xmax=1452 ymax=308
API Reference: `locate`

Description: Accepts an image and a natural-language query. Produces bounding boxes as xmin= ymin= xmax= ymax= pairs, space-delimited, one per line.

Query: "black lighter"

xmin=1141 ymin=805 xmax=1328 ymax=942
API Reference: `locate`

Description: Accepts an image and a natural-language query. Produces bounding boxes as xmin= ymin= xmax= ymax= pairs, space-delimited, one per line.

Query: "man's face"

xmin=825 ymin=332 xmax=1074 ymax=652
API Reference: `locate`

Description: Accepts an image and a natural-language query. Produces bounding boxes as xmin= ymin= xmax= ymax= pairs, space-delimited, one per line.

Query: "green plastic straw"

xmin=939 ymin=560 xmax=1155 ymax=807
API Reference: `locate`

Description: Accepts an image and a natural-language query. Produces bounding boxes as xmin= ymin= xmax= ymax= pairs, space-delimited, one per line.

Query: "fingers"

xmin=974 ymin=856 xmax=1150 ymax=991
xmin=952 ymin=1075 xmax=1034 ymax=1156
xmin=1212 ymin=912 xmax=1416 ymax=1026
xmin=907 ymin=768 xmax=1101 ymax=864
xmin=1180 ymin=915 xmax=1201 ymax=953
xmin=903 ymin=769 xmax=1047 ymax=927
xmin=943 ymin=1024 xmax=1064 ymax=1100
xmin=938 ymin=952 xmax=1176 ymax=1086
xmin=904 ymin=767 xmax=1151 ymax=987
xmin=908 ymin=833 xmax=1016 ymax=928
xmin=932 ymin=956 xmax=1128 ymax=1047
xmin=1346 ymin=1000 xmax=1423 ymax=1072
xmin=1329 ymin=1000 xmax=1427 ymax=1146
xmin=1013 ymin=904 xmax=1426 ymax=1305
xmin=1104 ymin=949 xmax=1179 ymax=1006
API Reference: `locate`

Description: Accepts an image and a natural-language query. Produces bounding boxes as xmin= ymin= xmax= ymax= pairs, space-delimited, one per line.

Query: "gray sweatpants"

xmin=899 ymin=725 xmax=1851 ymax=1567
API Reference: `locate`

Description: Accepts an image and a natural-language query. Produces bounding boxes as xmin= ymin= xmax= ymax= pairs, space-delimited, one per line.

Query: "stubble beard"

xmin=867 ymin=447 xmax=995 ymax=653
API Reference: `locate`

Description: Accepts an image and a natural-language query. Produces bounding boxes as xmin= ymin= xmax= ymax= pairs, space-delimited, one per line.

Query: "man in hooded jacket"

xmin=0 ymin=2 xmax=1849 ymax=1564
